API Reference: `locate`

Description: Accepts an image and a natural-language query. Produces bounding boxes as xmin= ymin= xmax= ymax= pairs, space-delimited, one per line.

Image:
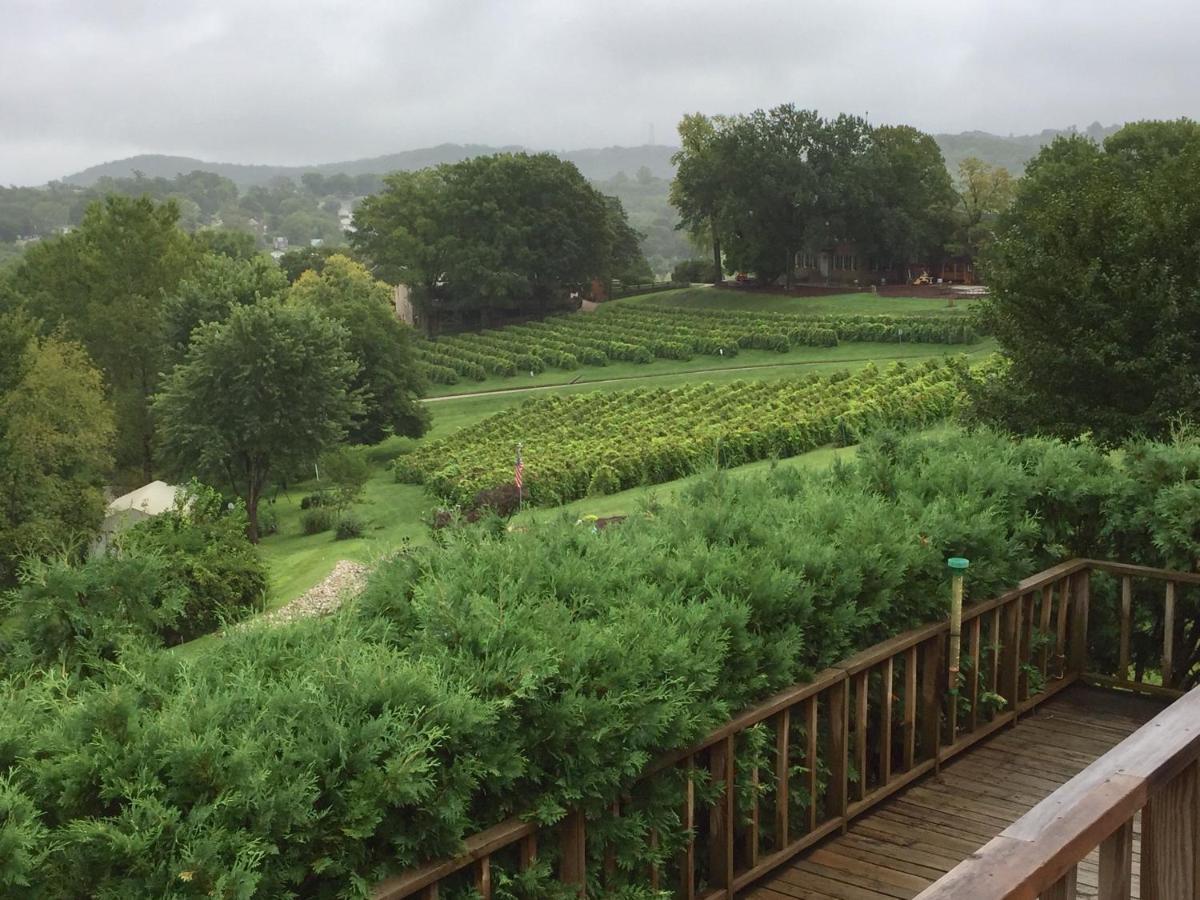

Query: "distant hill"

xmin=62 ymin=144 xmax=679 ymax=188
xmin=933 ymin=122 xmax=1122 ymax=174
xmin=60 ymin=125 xmax=1124 ymax=190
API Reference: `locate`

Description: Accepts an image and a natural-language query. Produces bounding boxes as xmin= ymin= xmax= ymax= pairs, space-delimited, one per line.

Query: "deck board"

xmin=742 ymin=685 xmax=1165 ymax=900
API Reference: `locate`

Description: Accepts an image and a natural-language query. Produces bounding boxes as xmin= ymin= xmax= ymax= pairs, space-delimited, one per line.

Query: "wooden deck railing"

xmin=371 ymin=559 xmax=1198 ymax=900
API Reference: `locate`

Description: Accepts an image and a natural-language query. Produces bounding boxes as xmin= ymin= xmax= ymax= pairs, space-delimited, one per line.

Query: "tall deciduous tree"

xmin=0 ymin=326 xmax=114 ymax=581
xmin=977 ymin=120 xmax=1200 ymax=441
xmin=351 ymin=153 xmax=643 ymax=328
xmin=154 ymin=301 xmax=361 ymax=541
xmin=10 ymin=196 xmax=198 ymax=479
xmin=858 ymin=126 xmax=957 ymax=266
xmin=288 ymin=255 xmax=430 ymax=443
xmin=951 ymin=156 xmax=1016 ymax=258
xmin=163 ymin=251 xmax=288 ymax=353
xmin=670 ymin=113 xmax=729 ymax=283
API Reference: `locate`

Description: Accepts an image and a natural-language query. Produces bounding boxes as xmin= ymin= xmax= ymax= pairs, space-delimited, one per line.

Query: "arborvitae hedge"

xmin=3 ymin=429 xmax=1200 ymax=896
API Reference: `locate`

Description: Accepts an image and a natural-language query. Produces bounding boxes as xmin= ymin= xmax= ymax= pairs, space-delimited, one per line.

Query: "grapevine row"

xmin=397 ymin=357 xmax=971 ymax=505
xmin=413 ymin=304 xmax=981 ymax=384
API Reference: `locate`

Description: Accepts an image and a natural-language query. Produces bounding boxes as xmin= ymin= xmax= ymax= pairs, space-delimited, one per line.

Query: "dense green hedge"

xmin=0 ymin=483 xmax=266 ymax=676
xmin=4 ymin=429 xmax=1200 ymax=896
xmin=396 ymin=358 xmax=970 ymax=505
xmin=412 ymin=303 xmax=983 ymax=384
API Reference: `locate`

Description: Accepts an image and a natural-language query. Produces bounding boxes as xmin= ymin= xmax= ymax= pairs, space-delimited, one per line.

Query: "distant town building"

xmin=273 ymin=236 xmax=289 ymax=251
xmin=309 ymin=238 xmax=324 ymax=248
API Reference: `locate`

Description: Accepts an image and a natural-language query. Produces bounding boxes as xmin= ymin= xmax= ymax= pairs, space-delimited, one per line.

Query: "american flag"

xmin=514 ymin=445 xmax=525 ymax=493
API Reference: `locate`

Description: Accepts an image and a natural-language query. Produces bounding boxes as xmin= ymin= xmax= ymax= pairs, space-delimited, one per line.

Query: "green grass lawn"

xmin=625 ymin=285 xmax=978 ymax=316
xmin=256 ymin=464 xmax=433 ymax=611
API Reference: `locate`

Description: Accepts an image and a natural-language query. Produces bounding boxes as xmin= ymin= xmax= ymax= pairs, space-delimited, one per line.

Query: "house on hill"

xmin=95 ymin=480 xmax=181 ymax=551
xmin=793 ymin=244 xmax=977 ymax=286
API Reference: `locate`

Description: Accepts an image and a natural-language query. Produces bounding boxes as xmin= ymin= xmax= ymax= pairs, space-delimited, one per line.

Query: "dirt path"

xmin=423 ymin=346 xmax=992 ymax=403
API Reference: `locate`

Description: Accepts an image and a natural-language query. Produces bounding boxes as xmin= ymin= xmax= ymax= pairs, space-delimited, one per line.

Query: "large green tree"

xmin=670 ymin=113 xmax=729 ymax=283
xmin=951 ymin=156 xmax=1016 ymax=258
xmin=10 ymin=196 xmax=198 ymax=478
xmin=977 ymin=119 xmax=1200 ymax=441
xmin=351 ymin=153 xmax=644 ymax=328
xmin=154 ymin=301 xmax=361 ymax=541
xmin=0 ymin=325 xmax=114 ymax=581
xmin=163 ymin=250 xmax=287 ymax=353
xmin=858 ymin=125 xmax=957 ymax=266
xmin=288 ymin=254 xmax=430 ymax=443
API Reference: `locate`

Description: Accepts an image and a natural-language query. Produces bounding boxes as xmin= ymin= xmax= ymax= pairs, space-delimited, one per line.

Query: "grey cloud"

xmin=1 ymin=0 xmax=1198 ymax=184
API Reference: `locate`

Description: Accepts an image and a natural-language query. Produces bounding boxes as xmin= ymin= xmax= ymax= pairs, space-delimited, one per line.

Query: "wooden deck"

xmin=742 ymin=685 xmax=1168 ymax=900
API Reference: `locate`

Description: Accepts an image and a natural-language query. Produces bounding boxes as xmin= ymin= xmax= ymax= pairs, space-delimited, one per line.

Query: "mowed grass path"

xmin=257 ymin=289 xmax=987 ymax=606
xmin=627 ymin=285 xmax=976 ymax=316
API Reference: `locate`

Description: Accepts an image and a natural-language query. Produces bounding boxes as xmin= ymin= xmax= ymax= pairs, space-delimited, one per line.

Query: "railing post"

xmin=1068 ymin=568 xmax=1090 ymax=675
xmin=1141 ymin=759 xmax=1198 ymax=900
xmin=559 ymin=809 xmax=586 ymax=897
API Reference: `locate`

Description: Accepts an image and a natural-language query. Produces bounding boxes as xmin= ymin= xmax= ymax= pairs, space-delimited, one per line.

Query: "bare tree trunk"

xmin=711 ymin=215 xmax=722 ymax=285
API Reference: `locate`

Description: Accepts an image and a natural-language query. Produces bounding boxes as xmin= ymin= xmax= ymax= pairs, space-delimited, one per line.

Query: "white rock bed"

xmin=237 ymin=560 xmax=369 ymax=629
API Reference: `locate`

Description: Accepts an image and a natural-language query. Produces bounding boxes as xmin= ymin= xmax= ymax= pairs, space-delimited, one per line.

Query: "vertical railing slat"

xmin=920 ymin=637 xmax=943 ymax=763
xmin=968 ymin=616 xmax=981 ymax=733
xmin=559 ymin=810 xmax=586 ymax=897
xmin=745 ymin=764 xmax=759 ymax=867
xmin=774 ymin=707 xmax=790 ymax=848
xmin=1141 ymin=758 xmax=1198 ymax=900
xmin=1041 ymin=864 xmax=1078 ymax=899
xmin=679 ymin=757 xmax=695 ymax=900
xmin=475 ymin=856 xmax=492 ymax=900
xmin=1097 ymin=817 xmax=1133 ymax=900
xmin=903 ymin=645 xmax=918 ymax=770
xmin=708 ymin=736 xmax=735 ymax=897
xmin=519 ymin=832 xmax=537 ymax=869
xmin=805 ymin=695 xmax=819 ymax=833
xmin=1055 ymin=577 xmax=1071 ymax=679
xmin=1039 ymin=583 xmax=1054 ymax=679
xmin=854 ymin=671 xmax=869 ymax=801
xmin=879 ymin=656 xmax=894 ymax=785
xmin=1068 ymin=569 xmax=1090 ymax=675
xmin=826 ymin=678 xmax=849 ymax=827
xmin=1118 ymin=576 xmax=1132 ymax=681
xmin=1163 ymin=581 xmax=1176 ymax=689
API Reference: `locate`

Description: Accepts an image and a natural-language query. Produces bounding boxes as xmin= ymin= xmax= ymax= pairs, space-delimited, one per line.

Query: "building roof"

xmin=106 ymin=480 xmax=180 ymax=517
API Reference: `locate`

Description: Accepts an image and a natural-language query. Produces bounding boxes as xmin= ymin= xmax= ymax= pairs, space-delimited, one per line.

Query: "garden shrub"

xmin=335 ymin=513 xmax=366 ymax=540
xmin=302 ymin=508 xmax=335 ymax=535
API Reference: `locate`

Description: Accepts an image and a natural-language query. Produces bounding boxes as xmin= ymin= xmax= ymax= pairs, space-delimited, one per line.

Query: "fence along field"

xmin=396 ymin=357 xmax=972 ymax=505
xmin=412 ymin=304 xmax=983 ymax=384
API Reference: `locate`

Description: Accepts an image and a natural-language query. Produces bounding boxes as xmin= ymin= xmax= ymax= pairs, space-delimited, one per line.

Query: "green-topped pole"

xmin=948 ymin=558 xmax=970 ymax=691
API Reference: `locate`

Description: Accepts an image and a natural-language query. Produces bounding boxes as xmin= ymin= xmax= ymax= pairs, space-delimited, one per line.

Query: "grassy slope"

xmin=257 ymin=289 xmax=987 ymax=606
xmin=625 ymin=286 xmax=976 ymax=316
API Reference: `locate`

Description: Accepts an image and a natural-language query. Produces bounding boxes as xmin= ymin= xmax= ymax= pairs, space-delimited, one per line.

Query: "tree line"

xmin=669 ymin=106 xmax=1015 ymax=283
xmin=0 ymin=196 xmax=430 ymax=572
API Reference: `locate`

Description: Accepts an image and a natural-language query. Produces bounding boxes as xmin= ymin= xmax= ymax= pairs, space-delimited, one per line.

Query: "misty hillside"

xmin=63 ymin=144 xmax=679 ymax=188
xmin=60 ymin=126 xmax=1123 ymax=188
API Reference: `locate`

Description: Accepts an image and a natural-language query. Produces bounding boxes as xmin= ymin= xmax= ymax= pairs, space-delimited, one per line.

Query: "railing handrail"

xmin=915 ymin=682 xmax=1200 ymax=899
xmin=372 ymin=557 xmax=1196 ymax=899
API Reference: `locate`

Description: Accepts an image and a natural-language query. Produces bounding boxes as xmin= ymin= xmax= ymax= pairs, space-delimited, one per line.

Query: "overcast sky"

xmin=2 ymin=0 xmax=1197 ymax=185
